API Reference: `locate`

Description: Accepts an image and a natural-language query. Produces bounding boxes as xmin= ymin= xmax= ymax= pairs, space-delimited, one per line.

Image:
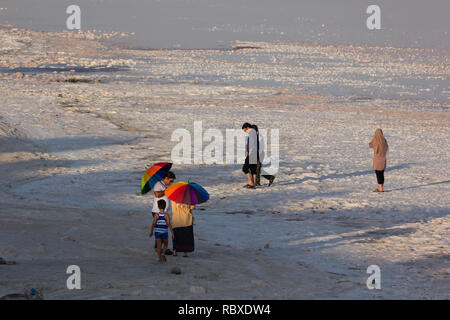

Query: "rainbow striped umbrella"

xmin=165 ymin=181 xmax=209 ymax=205
xmin=140 ymin=162 xmax=172 ymax=195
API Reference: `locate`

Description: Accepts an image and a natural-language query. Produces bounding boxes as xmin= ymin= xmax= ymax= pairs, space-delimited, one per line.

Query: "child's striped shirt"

xmin=155 ymin=213 xmax=168 ymax=233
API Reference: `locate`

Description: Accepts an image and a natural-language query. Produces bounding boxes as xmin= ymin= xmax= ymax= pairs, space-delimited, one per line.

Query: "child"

xmin=150 ymin=200 xmax=174 ymax=262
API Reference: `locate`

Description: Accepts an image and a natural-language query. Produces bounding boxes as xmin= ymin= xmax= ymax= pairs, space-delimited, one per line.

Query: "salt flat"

xmin=0 ymin=26 xmax=449 ymax=299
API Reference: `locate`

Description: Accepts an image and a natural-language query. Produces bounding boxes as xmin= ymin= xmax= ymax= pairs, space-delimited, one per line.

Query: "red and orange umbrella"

xmin=165 ymin=181 xmax=209 ymax=205
xmin=140 ymin=162 xmax=172 ymax=195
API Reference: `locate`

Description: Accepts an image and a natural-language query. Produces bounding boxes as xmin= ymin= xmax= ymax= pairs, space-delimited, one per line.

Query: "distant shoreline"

xmin=1 ymin=22 xmax=449 ymax=52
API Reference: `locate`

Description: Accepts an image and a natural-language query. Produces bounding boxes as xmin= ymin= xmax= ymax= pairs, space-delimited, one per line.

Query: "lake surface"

xmin=1 ymin=0 xmax=449 ymax=49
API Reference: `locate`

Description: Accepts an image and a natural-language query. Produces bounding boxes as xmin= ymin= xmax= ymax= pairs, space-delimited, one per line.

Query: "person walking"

xmin=369 ymin=128 xmax=388 ymax=192
xmin=150 ymin=200 xmax=174 ymax=262
xmin=152 ymin=171 xmax=176 ymax=253
xmin=171 ymin=201 xmax=195 ymax=257
xmin=252 ymin=124 xmax=275 ymax=187
xmin=242 ymin=122 xmax=258 ymax=189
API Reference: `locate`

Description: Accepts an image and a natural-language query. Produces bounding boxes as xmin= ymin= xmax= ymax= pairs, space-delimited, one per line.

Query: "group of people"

xmin=149 ymin=171 xmax=196 ymax=262
xmin=241 ymin=123 xmax=389 ymax=193
xmin=149 ymin=126 xmax=388 ymax=262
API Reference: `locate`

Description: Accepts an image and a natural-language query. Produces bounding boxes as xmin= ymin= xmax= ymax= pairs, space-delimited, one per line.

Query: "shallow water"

xmin=1 ymin=0 xmax=449 ymax=49
xmin=126 ymin=43 xmax=450 ymax=105
xmin=2 ymin=1 xmax=448 ymax=105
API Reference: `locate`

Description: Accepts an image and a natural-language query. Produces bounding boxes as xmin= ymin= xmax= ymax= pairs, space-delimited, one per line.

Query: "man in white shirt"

xmin=242 ymin=122 xmax=258 ymax=189
xmin=152 ymin=171 xmax=175 ymax=215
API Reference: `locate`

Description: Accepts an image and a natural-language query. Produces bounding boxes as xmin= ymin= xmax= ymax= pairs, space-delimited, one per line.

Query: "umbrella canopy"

xmin=165 ymin=181 xmax=209 ymax=205
xmin=140 ymin=162 xmax=172 ymax=195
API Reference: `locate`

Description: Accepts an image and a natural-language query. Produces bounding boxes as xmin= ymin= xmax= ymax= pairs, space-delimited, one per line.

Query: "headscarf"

xmin=369 ymin=128 xmax=388 ymax=156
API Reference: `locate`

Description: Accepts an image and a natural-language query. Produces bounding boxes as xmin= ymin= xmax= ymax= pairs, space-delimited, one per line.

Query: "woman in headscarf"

xmin=170 ymin=201 xmax=195 ymax=257
xmin=369 ymin=128 xmax=389 ymax=192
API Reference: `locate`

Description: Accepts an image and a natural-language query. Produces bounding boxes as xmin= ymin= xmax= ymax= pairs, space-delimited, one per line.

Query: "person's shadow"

xmin=388 ymin=180 xmax=450 ymax=192
xmin=277 ymin=163 xmax=412 ymax=186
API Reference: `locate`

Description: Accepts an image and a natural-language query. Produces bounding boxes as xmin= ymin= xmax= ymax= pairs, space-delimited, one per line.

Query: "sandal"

xmin=245 ymin=184 xmax=256 ymax=189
